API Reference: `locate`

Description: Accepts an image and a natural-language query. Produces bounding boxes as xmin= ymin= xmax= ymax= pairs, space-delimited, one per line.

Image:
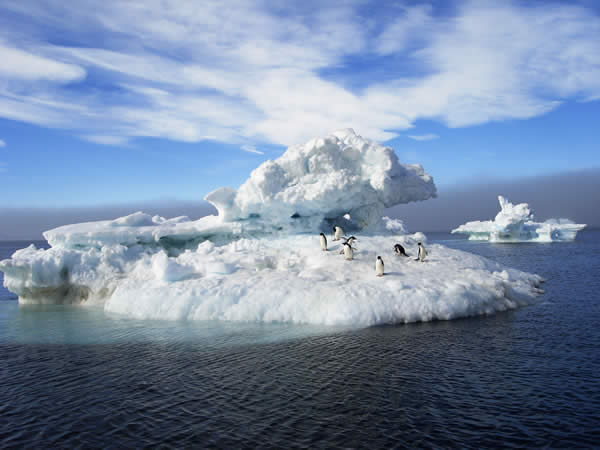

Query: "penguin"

xmin=394 ymin=243 xmax=409 ymax=257
xmin=319 ymin=233 xmax=327 ymax=251
xmin=342 ymin=236 xmax=357 ymax=246
xmin=376 ymin=256 xmax=384 ymax=277
xmin=343 ymin=242 xmax=353 ymax=260
xmin=333 ymin=225 xmax=344 ymax=241
xmin=416 ymin=242 xmax=427 ymax=262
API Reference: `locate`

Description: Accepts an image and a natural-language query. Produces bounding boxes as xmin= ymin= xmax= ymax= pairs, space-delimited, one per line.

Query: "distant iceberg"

xmin=452 ymin=196 xmax=586 ymax=242
xmin=0 ymin=130 xmax=544 ymax=326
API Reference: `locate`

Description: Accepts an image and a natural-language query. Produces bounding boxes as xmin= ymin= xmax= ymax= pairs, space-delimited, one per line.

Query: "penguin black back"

xmin=394 ymin=243 xmax=408 ymax=257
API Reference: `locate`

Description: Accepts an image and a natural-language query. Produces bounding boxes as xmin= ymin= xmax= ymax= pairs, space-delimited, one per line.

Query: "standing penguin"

xmin=333 ymin=226 xmax=344 ymax=241
xmin=343 ymin=242 xmax=354 ymax=260
xmin=416 ymin=242 xmax=427 ymax=262
xmin=376 ymin=256 xmax=384 ymax=277
xmin=319 ymin=233 xmax=327 ymax=251
xmin=394 ymin=243 xmax=409 ymax=257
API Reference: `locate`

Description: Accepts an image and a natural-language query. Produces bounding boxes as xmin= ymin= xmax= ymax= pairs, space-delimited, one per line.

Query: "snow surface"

xmin=452 ymin=196 xmax=586 ymax=242
xmin=0 ymin=130 xmax=544 ymax=326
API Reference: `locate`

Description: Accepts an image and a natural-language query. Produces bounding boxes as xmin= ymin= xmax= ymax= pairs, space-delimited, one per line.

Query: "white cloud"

xmin=407 ymin=134 xmax=439 ymax=141
xmin=0 ymin=1 xmax=598 ymax=148
xmin=375 ymin=5 xmax=434 ymax=55
xmin=82 ymin=135 xmax=129 ymax=146
xmin=0 ymin=43 xmax=85 ymax=83
xmin=367 ymin=3 xmax=600 ymax=128
xmin=0 ymin=138 xmax=5 ymax=147
xmin=240 ymin=145 xmax=264 ymax=155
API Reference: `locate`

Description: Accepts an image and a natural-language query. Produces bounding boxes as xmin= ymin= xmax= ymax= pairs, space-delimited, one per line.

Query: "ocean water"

xmin=1 ymin=232 xmax=599 ymax=448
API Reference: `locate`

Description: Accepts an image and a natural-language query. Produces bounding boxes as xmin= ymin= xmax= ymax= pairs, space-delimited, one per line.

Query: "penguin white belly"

xmin=419 ymin=246 xmax=427 ymax=261
xmin=320 ymin=235 xmax=327 ymax=251
xmin=334 ymin=227 xmax=344 ymax=241
xmin=376 ymin=259 xmax=384 ymax=276
xmin=344 ymin=245 xmax=353 ymax=260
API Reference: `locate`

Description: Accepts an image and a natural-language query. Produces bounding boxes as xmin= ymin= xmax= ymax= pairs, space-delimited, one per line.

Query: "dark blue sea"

xmin=1 ymin=232 xmax=599 ymax=448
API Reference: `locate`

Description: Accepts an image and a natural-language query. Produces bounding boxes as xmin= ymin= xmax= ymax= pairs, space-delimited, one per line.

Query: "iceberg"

xmin=452 ymin=196 xmax=586 ymax=242
xmin=0 ymin=130 xmax=543 ymax=326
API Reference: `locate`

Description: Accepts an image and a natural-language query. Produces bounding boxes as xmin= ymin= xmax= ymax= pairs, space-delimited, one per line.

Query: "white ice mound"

xmin=452 ymin=196 xmax=586 ymax=242
xmin=0 ymin=234 xmax=543 ymax=326
xmin=205 ymin=128 xmax=436 ymax=231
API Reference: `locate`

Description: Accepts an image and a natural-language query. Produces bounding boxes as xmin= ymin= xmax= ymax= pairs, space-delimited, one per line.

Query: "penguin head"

xmin=418 ymin=242 xmax=422 ymax=246
xmin=320 ymin=233 xmax=325 ymax=237
xmin=377 ymin=256 xmax=382 ymax=260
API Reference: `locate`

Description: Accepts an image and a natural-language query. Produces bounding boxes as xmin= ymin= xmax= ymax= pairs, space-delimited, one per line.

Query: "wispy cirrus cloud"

xmin=240 ymin=145 xmax=264 ymax=155
xmin=82 ymin=134 xmax=130 ymax=146
xmin=0 ymin=42 xmax=85 ymax=82
xmin=0 ymin=1 xmax=599 ymax=147
xmin=0 ymin=138 xmax=5 ymax=147
xmin=407 ymin=134 xmax=439 ymax=141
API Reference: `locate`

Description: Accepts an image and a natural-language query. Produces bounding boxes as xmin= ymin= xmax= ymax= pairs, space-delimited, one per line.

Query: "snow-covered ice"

xmin=0 ymin=130 xmax=544 ymax=326
xmin=205 ymin=128 xmax=436 ymax=232
xmin=452 ymin=196 xmax=586 ymax=242
xmin=0 ymin=232 xmax=543 ymax=326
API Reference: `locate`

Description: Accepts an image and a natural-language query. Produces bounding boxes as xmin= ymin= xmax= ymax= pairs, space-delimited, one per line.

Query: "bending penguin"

xmin=333 ymin=225 xmax=344 ymax=241
xmin=375 ymin=256 xmax=384 ymax=277
xmin=319 ymin=233 xmax=327 ymax=251
xmin=342 ymin=242 xmax=354 ymax=260
xmin=394 ymin=243 xmax=409 ymax=257
xmin=342 ymin=236 xmax=357 ymax=246
xmin=416 ymin=242 xmax=427 ymax=262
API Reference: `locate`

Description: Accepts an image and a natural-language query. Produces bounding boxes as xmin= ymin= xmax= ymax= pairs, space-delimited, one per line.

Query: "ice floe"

xmin=0 ymin=131 xmax=544 ymax=326
xmin=452 ymin=196 xmax=586 ymax=242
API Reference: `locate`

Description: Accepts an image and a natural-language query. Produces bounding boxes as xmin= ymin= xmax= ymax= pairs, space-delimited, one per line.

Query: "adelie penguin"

xmin=375 ymin=256 xmax=384 ymax=277
xmin=416 ymin=242 xmax=427 ymax=262
xmin=342 ymin=236 xmax=357 ymax=246
xmin=394 ymin=243 xmax=409 ymax=257
xmin=342 ymin=242 xmax=354 ymax=260
xmin=333 ymin=225 xmax=344 ymax=241
xmin=319 ymin=233 xmax=327 ymax=251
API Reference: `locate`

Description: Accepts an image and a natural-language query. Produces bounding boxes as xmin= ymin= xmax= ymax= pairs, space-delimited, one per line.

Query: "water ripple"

xmin=2 ymin=317 xmax=599 ymax=448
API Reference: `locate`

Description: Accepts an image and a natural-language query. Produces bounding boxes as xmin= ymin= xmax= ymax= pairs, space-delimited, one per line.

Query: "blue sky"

xmin=1 ymin=0 xmax=600 ymax=208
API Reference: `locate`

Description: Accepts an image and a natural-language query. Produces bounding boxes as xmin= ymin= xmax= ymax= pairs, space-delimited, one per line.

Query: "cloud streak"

xmin=407 ymin=134 xmax=439 ymax=141
xmin=240 ymin=145 xmax=264 ymax=155
xmin=0 ymin=1 xmax=599 ymax=147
